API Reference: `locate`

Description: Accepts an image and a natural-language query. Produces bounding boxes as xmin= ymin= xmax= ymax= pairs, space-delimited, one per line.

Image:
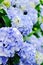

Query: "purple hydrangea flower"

xmin=26 ymin=35 xmax=40 ymax=48
xmin=17 ymin=42 xmax=36 ymax=65
xmin=37 ymin=36 xmax=43 ymax=53
xmin=4 ymin=0 xmax=38 ymax=36
xmin=0 ymin=27 xmax=23 ymax=64
xmin=11 ymin=7 xmax=37 ymax=36
xmin=18 ymin=59 xmax=38 ymax=65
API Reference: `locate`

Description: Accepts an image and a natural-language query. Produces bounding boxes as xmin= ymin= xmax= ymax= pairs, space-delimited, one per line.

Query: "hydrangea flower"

xmin=0 ymin=57 xmax=8 ymax=65
xmin=10 ymin=7 xmax=37 ymax=36
xmin=10 ymin=0 xmax=30 ymax=7
xmin=10 ymin=0 xmax=39 ymax=8
xmin=11 ymin=11 xmax=33 ymax=36
xmin=19 ymin=60 xmax=38 ymax=65
xmin=37 ymin=36 xmax=43 ymax=53
xmin=27 ymin=7 xmax=38 ymax=24
xmin=2 ymin=0 xmax=38 ymax=36
xmin=6 ymin=6 xmax=20 ymax=19
xmin=17 ymin=42 xmax=36 ymax=65
xmin=26 ymin=35 xmax=40 ymax=48
xmin=0 ymin=27 xmax=23 ymax=64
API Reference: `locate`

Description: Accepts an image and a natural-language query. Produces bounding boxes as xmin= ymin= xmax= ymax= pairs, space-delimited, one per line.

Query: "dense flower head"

xmin=3 ymin=0 xmax=38 ymax=36
xmin=37 ymin=36 xmax=43 ymax=53
xmin=0 ymin=27 xmax=23 ymax=57
xmin=26 ymin=35 xmax=40 ymax=48
xmin=0 ymin=27 xmax=24 ymax=65
xmin=11 ymin=10 xmax=33 ymax=36
xmin=17 ymin=42 xmax=36 ymax=65
xmin=25 ymin=35 xmax=43 ymax=53
xmin=10 ymin=6 xmax=38 ymax=36
xmin=0 ymin=0 xmax=43 ymax=65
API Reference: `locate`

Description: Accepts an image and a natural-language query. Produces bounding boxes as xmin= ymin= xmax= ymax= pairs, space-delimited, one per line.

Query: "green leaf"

xmin=33 ymin=32 xmax=40 ymax=38
xmin=38 ymin=12 xmax=40 ymax=17
xmin=32 ymin=21 xmax=41 ymax=38
xmin=0 ymin=16 xmax=5 ymax=28
xmin=41 ymin=29 xmax=43 ymax=36
xmin=0 ymin=0 xmax=4 ymax=3
xmin=2 ymin=15 xmax=11 ymax=27
xmin=35 ymin=4 xmax=40 ymax=12
xmin=32 ymin=21 xmax=40 ymax=31
xmin=7 ymin=53 xmax=20 ymax=65
xmin=0 ymin=9 xmax=6 ymax=16
xmin=41 ymin=62 xmax=43 ymax=65
xmin=40 ymin=0 xmax=43 ymax=5
xmin=13 ymin=53 xmax=20 ymax=64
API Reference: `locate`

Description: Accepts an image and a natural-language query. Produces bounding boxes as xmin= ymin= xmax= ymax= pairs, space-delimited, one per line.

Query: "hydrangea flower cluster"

xmin=2 ymin=0 xmax=38 ymax=36
xmin=17 ymin=42 xmax=36 ymax=65
xmin=0 ymin=0 xmax=43 ymax=65
xmin=0 ymin=27 xmax=23 ymax=64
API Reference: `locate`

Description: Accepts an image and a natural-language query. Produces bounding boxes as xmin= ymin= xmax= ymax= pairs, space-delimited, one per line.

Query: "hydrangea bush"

xmin=0 ymin=0 xmax=43 ymax=65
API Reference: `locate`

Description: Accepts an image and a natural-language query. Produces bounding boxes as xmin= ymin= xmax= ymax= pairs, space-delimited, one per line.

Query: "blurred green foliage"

xmin=0 ymin=9 xmax=11 ymax=27
xmin=0 ymin=0 xmax=4 ymax=3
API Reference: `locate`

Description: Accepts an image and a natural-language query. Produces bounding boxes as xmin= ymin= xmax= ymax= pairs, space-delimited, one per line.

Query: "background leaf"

xmin=2 ymin=15 xmax=11 ymax=27
xmin=0 ymin=0 xmax=4 ymax=3
xmin=0 ymin=9 xmax=6 ymax=16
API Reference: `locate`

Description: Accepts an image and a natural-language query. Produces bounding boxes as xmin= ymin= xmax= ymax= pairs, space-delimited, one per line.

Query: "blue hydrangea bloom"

xmin=0 ymin=27 xmax=23 ymax=64
xmin=27 ymin=7 xmax=38 ymax=24
xmin=26 ymin=35 xmax=40 ymax=48
xmin=6 ymin=6 xmax=19 ymax=19
xmin=37 ymin=36 xmax=43 ymax=53
xmin=10 ymin=7 xmax=37 ymax=36
xmin=17 ymin=42 xmax=36 ymax=65
xmin=26 ymin=35 xmax=43 ymax=53
xmin=18 ymin=60 xmax=38 ymax=65
xmin=4 ymin=0 xmax=38 ymax=36
xmin=10 ymin=0 xmax=29 ymax=6
xmin=0 ymin=57 xmax=8 ymax=65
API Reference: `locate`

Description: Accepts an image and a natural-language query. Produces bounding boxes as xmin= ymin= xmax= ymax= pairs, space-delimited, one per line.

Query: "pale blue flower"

xmin=28 ymin=7 xmax=38 ymax=24
xmin=26 ymin=35 xmax=40 ymax=48
xmin=37 ymin=37 xmax=43 ymax=53
xmin=4 ymin=0 xmax=38 ymax=36
xmin=19 ymin=60 xmax=38 ymax=65
xmin=11 ymin=7 xmax=37 ymax=36
xmin=0 ymin=27 xmax=23 ymax=64
xmin=6 ymin=6 xmax=19 ymax=19
xmin=17 ymin=42 xmax=36 ymax=65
